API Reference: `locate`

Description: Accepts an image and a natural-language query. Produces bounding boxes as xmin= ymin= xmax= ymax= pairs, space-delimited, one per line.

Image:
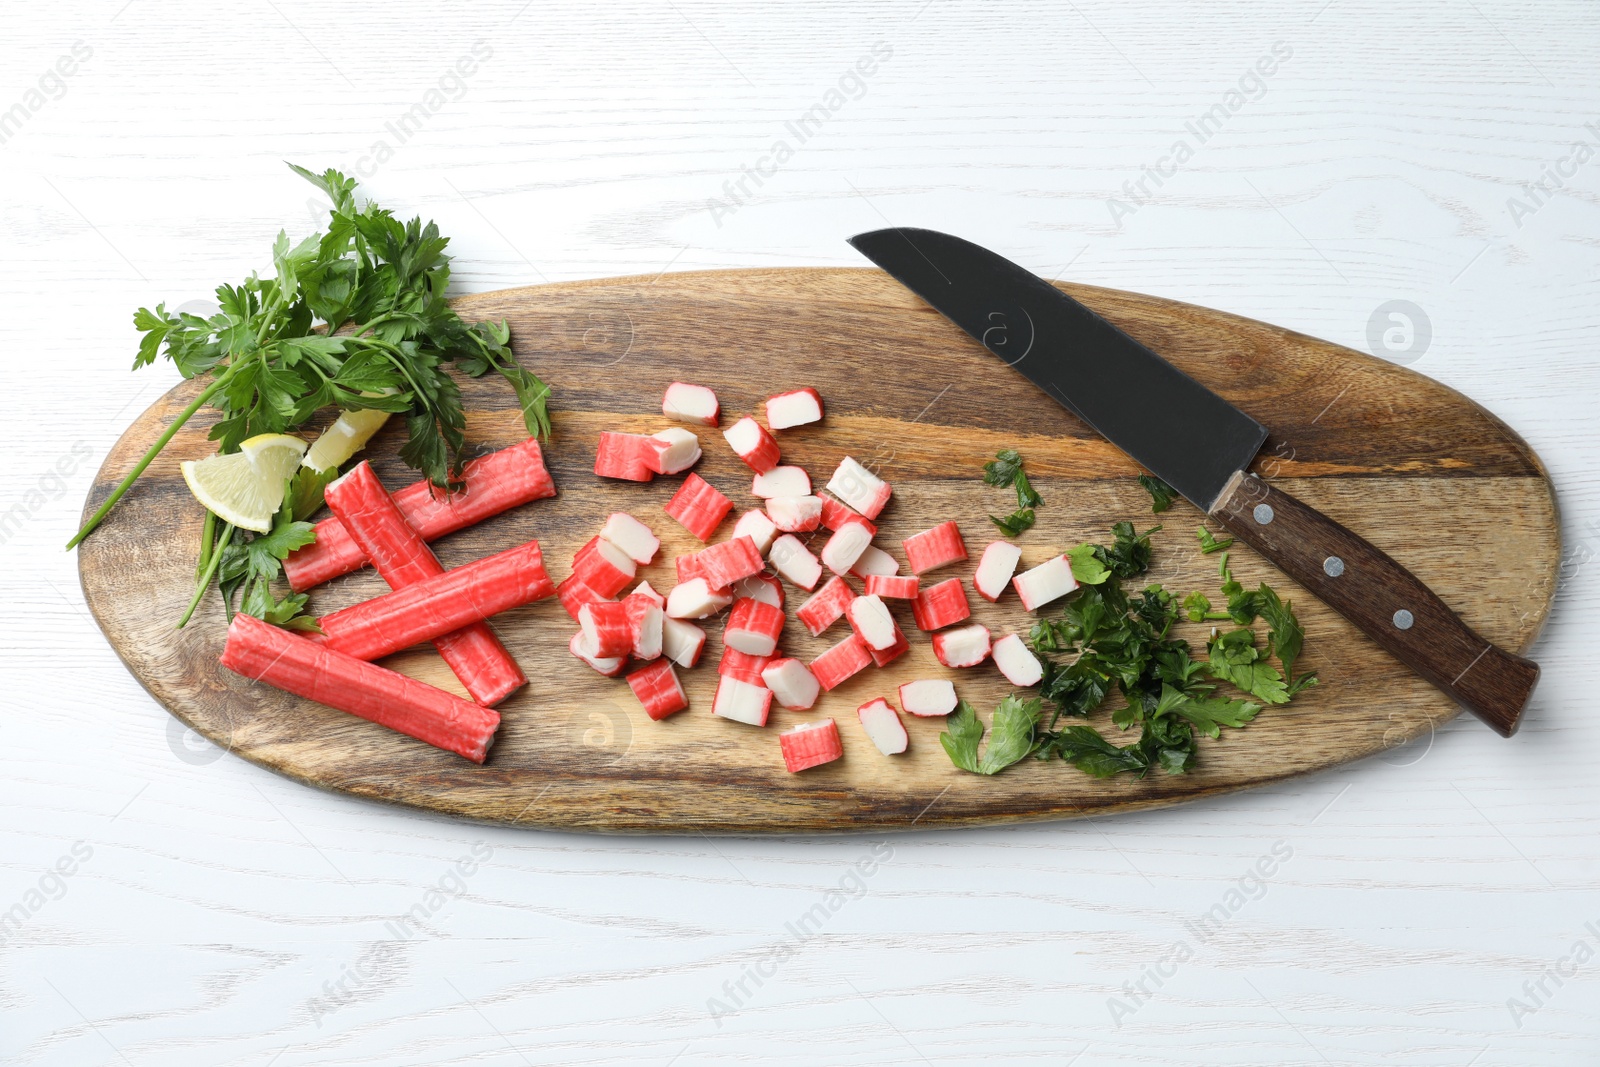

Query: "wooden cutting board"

xmin=77 ymin=269 xmax=1559 ymax=833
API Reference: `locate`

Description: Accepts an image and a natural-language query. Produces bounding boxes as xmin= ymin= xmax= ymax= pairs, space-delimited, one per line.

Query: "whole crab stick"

xmin=323 ymin=462 xmax=526 ymax=706
xmin=220 ymin=614 xmax=501 ymax=763
xmin=285 ymin=438 xmax=557 ymax=591
xmin=315 ymin=540 xmax=555 ymax=662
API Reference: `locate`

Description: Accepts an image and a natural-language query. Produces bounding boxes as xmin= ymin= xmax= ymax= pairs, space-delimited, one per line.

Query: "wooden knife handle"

xmin=1211 ymin=472 xmax=1539 ymax=737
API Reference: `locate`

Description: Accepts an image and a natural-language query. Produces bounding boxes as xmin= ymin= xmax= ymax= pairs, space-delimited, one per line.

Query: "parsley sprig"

xmin=68 ymin=164 xmax=553 ymax=550
xmin=983 ymin=448 xmax=1042 ymax=537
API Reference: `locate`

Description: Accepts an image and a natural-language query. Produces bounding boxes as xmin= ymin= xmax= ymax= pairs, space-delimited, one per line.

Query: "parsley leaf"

xmin=1040 ymin=724 xmax=1148 ymax=778
xmin=990 ymin=508 xmax=1036 ymax=536
xmin=1138 ymin=474 xmax=1176 ymax=513
xmin=940 ymin=697 xmax=1039 ymax=775
xmin=1066 ymin=543 xmax=1112 ymax=585
xmin=1206 ymin=628 xmax=1290 ymax=705
xmin=983 ymin=449 xmax=1024 ymax=487
xmin=982 ymin=449 xmax=1042 ymax=537
xmin=1254 ymin=582 xmax=1318 ymax=694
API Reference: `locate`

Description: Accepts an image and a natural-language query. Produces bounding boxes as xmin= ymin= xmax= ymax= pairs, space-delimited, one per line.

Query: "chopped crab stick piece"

xmin=973 ymin=541 xmax=1023 ymax=602
xmin=723 ymin=416 xmax=782 ymax=473
xmin=865 ymin=573 xmax=918 ymax=599
xmin=718 ymin=646 xmax=772 ymax=685
xmin=644 ymin=428 xmax=702 ymax=475
xmin=664 ymin=473 xmax=734 ymax=541
xmin=286 ymin=439 xmax=556 ymax=591
xmin=556 ymin=573 xmax=614 ymax=621
xmin=762 ymin=658 xmax=821 ymax=710
xmin=599 ymin=512 xmax=660 ymax=565
xmin=810 ymin=633 xmax=872 ymax=690
xmin=629 ymin=578 xmax=665 ymax=605
xmin=676 ymin=552 xmax=708 ymax=585
xmin=692 ymin=536 xmax=764 ymax=590
xmin=780 ymin=719 xmax=843 ymax=772
xmin=663 ymin=382 xmax=720 ymax=426
xmin=898 ymin=679 xmax=958 ymax=717
xmin=666 ymin=577 xmax=734 ymax=619
xmin=221 ymin=614 xmax=500 ymax=763
xmin=661 ymin=616 xmax=707 ymax=668
xmin=573 ymin=536 xmax=638 ymax=598
xmin=713 ymin=676 xmax=773 ymax=726
xmin=622 ymin=588 xmax=665 ymax=660
xmin=765 ymin=387 xmax=824 ymax=430
xmin=724 ymin=597 xmax=785 ymax=657
xmin=594 ymin=431 xmax=658 ymax=481
xmin=731 ymin=573 xmax=784 ymax=609
xmin=903 ymin=520 xmax=968 ymax=575
xmin=857 ymin=698 xmax=909 ymax=755
xmin=579 ymin=601 xmax=635 ymax=659
xmin=752 ymin=466 xmax=811 ymax=498
xmin=732 ymin=509 xmax=779 ymax=555
xmin=316 ymin=541 xmax=554 ymax=662
xmin=820 ymin=523 xmax=873 ymax=577
xmin=932 ymin=623 xmax=991 ymax=669
xmin=849 ymin=545 xmax=899 ymax=579
xmin=819 ymin=495 xmax=877 ymax=535
xmin=627 ymin=658 xmax=689 ymax=720
xmin=570 ymin=631 xmax=627 ymax=677
xmin=769 ymin=534 xmax=822 ymax=590
xmin=912 ymin=577 xmax=972 ymax=632
xmin=826 ymin=456 xmax=891 ymax=520
xmin=766 ymin=495 xmax=823 ymax=533
xmin=992 ymin=633 xmax=1044 ymax=687
xmin=1013 ymin=555 xmax=1079 ymax=612
xmin=796 ymin=575 xmax=855 ymax=636
xmin=847 ymin=594 xmax=898 ymax=651
xmin=867 ymin=620 xmax=910 ymax=668
xmin=324 ymin=462 xmax=525 ymax=706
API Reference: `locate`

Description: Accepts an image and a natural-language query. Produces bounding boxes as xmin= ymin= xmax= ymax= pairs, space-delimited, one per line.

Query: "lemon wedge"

xmin=181 ymin=434 xmax=308 ymax=533
xmin=303 ymin=407 xmax=392 ymax=473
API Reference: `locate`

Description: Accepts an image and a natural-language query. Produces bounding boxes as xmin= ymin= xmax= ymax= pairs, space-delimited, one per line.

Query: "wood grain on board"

xmin=76 ymin=269 xmax=1559 ymax=833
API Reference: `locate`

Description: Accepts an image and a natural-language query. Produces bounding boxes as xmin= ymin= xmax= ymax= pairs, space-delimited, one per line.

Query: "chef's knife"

xmin=849 ymin=227 xmax=1539 ymax=737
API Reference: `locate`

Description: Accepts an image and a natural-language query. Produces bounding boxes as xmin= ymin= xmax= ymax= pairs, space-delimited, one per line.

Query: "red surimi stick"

xmin=796 ymin=575 xmax=856 ymax=636
xmin=285 ymin=439 xmax=556 ymax=592
xmin=912 ymin=577 xmax=972 ymax=631
xmin=323 ymin=463 xmax=525 ymax=707
xmin=627 ymin=658 xmax=689 ymax=720
xmin=780 ymin=719 xmax=843 ymax=772
xmin=664 ymin=473 xmax=734 ymax=541
xmin=690 ymin=536 xmax=764 ymax=590
xmin=220 ymin=614 xmax=500 ymax=763
xmin=810 ymin=633 xmax=872 ymax=690
xmin=723 ymin=416 xmax=782 ymax=473
xmin=316 ymin=541 xmax=555 ymax=662
xmin=865 ymin=573 xmax=919 ymax=599
xmin=594 ymin=431 xmax=659 ymax=481
xmin=903 ymin=520 xmax=968 ymax=575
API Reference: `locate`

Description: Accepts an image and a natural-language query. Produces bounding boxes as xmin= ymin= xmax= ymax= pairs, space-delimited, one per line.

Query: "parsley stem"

xmin=195 ymin=510 xmax=217 ymax=580
xmin=67 ymin=366 xmax=236 ymax=549
xmin=178 ymin=522 xmax=233 ymax=628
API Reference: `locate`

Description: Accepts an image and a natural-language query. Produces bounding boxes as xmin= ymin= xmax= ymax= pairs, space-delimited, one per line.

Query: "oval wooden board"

xmin=78 ymin=269 xmax=1559 ymax=833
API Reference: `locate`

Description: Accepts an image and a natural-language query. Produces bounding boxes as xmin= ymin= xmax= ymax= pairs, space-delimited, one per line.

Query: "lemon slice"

xmin=303 ymin=407 xmax=392 ymax=473
xmin=181 ymin=434 xmax=308 ymax=533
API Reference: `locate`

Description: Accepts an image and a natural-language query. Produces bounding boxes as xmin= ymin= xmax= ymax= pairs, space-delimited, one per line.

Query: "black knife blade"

xmin=847 ymin=227 xmax=1266 ymax=512
xmin=848 ymin=226 xmax=1541 ymax=738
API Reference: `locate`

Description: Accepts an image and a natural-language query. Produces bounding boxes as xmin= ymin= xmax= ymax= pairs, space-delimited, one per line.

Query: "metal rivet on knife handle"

xmin=1323 ymin=556 xmax=1345 ymax=577
xmin=1253 ymin=503 xmax=1275 ymax=525
xmin=1392 ymin=609 xmax=1414 ymax=630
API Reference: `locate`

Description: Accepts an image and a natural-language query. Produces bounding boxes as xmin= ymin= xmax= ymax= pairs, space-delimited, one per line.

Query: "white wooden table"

xmin=3 ymin=1 xmax=1597 ymax=1063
